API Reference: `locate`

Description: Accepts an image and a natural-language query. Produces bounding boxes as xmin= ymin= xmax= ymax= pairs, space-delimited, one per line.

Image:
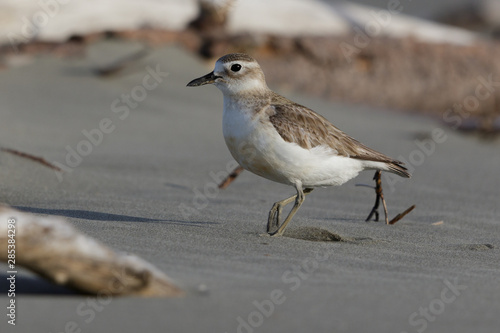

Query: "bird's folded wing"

xmin=267 ymin=99 xmax=401 ymax=165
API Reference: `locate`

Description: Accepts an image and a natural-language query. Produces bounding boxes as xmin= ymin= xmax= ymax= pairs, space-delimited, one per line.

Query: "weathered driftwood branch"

xmin=0 ymin=205 xmax=183 ymax=297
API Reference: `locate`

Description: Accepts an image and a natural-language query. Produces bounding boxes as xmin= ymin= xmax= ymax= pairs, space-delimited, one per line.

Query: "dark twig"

xmin=363 ymin=170 xmax=415 ymax=225
xmin=389 ymin=205 xmax=416 ymax=225
xmin=1 ymin=147 xmax=62 ymax=171
xmin=365 ymin=170 xmax=388 ymax=223
xmin=218 ymin=166 xmax=244 ymax=189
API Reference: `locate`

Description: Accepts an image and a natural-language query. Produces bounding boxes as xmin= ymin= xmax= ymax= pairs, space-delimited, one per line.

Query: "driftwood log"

xmin=0 ymin=205 xmax=183 ymax=297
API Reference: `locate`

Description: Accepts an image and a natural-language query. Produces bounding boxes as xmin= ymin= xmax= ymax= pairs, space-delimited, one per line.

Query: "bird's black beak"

xmin=186 ymin=71 xmax=221 ymax=87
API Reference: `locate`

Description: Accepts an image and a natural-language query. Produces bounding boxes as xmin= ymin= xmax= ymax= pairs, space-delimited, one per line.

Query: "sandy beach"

xmin=0 ymin=41 xmax=499 ymax=332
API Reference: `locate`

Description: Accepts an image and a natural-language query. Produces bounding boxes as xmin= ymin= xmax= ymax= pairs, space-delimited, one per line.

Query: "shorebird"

xmin=187 ymin=53 xmax=410 ymax=236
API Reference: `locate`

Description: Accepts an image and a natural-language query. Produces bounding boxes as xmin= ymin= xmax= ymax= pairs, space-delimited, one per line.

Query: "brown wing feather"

xmin=266 ymin=93 xmax=409 ymax=177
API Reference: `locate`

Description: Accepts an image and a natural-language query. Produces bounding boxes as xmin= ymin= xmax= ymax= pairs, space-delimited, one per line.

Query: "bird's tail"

xmin=386 ymin=161 xmax=411 ymax=178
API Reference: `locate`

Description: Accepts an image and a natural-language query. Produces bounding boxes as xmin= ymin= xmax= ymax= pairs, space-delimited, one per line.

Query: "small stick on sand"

xmin=0 ymin=205 xmax=183 ymax=297
xmin=364 ymin=171 xmax=389 ymax=223
xmin=362 ymin=171 xmax=415 ymax=225
xmin=1 ymin=147 xmax=62 ymax=171
xmin=389 ymin=205 xmax=416 ymax=225
xmin=218 ymin=165 xmax=244 ymax=189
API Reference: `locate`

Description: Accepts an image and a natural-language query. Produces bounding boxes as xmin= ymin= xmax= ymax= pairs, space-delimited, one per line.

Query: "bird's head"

xmin=187 ymin=53 xmax=268 ymax=96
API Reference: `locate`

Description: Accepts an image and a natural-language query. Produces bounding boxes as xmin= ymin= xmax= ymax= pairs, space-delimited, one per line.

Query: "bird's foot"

xmin=267 ymin=202 xmax=283 ymax=235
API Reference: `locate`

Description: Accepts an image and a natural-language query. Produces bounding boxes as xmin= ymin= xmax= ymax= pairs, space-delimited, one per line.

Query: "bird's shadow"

xmin=13 ymin=206 xmax=218 ymax=227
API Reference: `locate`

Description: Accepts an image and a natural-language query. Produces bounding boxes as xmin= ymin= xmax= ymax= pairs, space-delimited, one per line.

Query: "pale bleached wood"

xmin=0 ymin=204 xmax=183 ymax=297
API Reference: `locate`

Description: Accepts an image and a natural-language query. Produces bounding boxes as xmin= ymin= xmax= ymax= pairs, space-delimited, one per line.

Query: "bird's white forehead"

xmin=214 ymin=59 xmax=258 ymax=74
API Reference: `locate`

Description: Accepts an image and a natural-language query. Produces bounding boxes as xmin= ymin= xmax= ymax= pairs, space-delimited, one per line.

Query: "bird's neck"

xmin=222 ymin=87 xmax=271 ymax=112
xmin=223 ymin=94 xmax=267 ymax=119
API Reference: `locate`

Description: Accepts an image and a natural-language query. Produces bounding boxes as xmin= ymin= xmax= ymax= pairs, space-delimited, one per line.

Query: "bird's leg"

xmin=365 ymin=171 xmax=389 ymax=224
xmin=267 ymin=195 xmax=297 ymax=234
xmin=267 ymin=188 xmax=314 ymax=234
xmin=268 ymin=186 xmax=313 ymax=236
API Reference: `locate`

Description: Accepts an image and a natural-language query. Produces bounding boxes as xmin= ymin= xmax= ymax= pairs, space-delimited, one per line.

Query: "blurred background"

xmin=1 ymin=0 xmax=499 ymax=136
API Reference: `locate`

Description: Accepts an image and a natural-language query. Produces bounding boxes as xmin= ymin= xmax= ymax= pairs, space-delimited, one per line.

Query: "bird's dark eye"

xmin=231 ymin=64 xmax=242 ymax=72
